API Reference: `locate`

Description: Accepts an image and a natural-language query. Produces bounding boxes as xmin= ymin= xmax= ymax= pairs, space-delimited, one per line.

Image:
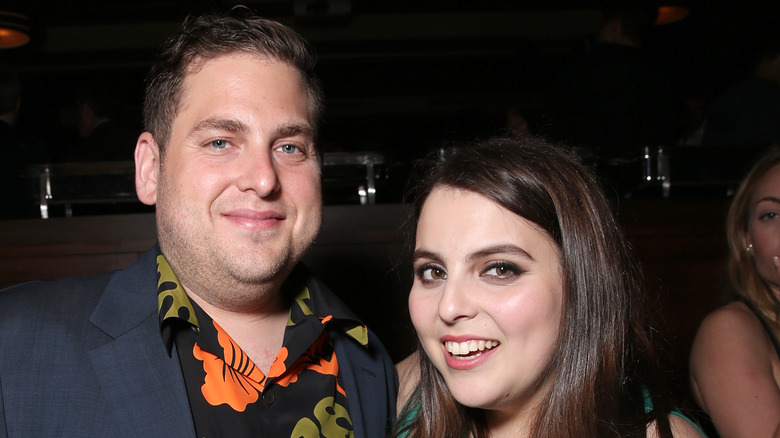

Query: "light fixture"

xmin=0 ymin=11 xmax=29 ymax=49
xmin=656 ymin=6 xmax=689 ymax=25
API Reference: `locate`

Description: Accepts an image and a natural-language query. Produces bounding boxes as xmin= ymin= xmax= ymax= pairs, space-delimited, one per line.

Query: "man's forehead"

xmin=184 ymin=52 xmax=288 ymax=75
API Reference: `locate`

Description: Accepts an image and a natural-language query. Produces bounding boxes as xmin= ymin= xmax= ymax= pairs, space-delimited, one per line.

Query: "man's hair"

xmin=0 ymin=68 xmax=21 ymax=114
xmin=143 ymin=7 xmax=323 ymax=154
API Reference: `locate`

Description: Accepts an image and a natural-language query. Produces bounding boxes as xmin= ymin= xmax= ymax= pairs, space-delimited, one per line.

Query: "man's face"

xmin=136 ymin=53 xmax=322 ymax=310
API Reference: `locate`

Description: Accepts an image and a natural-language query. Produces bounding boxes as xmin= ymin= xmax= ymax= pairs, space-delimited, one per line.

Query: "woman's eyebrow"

xmin=756 ymin=196 xmax=780 ymax=204
xmin=412 ymin=249 xmax=440 ymax=262
xmin=467 ymin=244 xmax=534 ymax=262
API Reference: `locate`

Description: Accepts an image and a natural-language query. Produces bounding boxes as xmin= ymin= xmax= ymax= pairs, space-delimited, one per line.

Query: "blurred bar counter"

xmin=0 ymin=197 xmax=730 ymax=368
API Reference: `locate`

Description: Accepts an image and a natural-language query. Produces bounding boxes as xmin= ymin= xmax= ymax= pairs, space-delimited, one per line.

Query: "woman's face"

xmin=747 ymin=164 xmax=780 ymax=299
xmin=409 ymin=186 xmax=563 ymax=420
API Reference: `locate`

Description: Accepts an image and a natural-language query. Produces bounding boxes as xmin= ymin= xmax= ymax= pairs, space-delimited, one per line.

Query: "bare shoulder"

xmin=689 ymin=301 xmax=780 ymax=436
xmin=647 ymin=414 xmax=706 ymax=438
xmin=690 ymin=301 xmax=776 ymax=385
xmin=668 ymin=414 xmax=706 ymax=438
xmin=395 ymin=351 xmax=420 ymax=413
xmin=706 ymin=301 xmax=761 ymax=324
xmin=646 ymin=415 xmax=706 ymax=438
xmin=691 ymin=301 xmax=772 ymax=362
xmin=699 ymin=301 xmax=761 ymax=332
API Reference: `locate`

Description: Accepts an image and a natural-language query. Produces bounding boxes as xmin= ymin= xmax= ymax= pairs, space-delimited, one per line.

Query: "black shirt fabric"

xmin=155 ymin=252 xmax=369 ymax=438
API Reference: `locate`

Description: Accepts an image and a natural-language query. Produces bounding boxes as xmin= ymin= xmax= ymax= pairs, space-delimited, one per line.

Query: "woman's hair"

xmin=396 ymin=136 xmax=674 ymax=438
xmin=726 ymin=146 xmax=780 ymax=324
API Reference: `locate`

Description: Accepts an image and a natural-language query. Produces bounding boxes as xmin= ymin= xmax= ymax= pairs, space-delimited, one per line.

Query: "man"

xmin=0 ymin=68 xmax=48 ymax=219
xmin=0 ymin=9 xmax=396 ymax=438
xmin=702 ymin=35 xmax=780 ymax=147
xmin=542 ymin=0 xmax=685 ymax=161
xmin=64 ymin=81 xmax=138 ymax=162
xmin=0 ymin=68 xmax=27 ymax=219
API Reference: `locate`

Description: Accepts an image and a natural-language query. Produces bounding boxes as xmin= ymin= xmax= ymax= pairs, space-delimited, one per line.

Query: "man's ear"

xmin=135 ymin=131 xmax=160 ymax=206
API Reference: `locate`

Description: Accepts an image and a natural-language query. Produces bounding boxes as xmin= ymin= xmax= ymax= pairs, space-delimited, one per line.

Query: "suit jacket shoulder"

xmin=0 ymin=248 xmax=194 ymax=438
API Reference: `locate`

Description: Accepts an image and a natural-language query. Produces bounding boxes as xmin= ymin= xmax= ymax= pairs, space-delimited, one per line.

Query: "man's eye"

xmin=210 ymin=139 xmax=228 ymax=149
xmin=278 ymin=144 xmax=299 ymax=154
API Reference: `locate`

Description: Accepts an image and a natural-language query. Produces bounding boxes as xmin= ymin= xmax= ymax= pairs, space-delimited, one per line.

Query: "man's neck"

xmin=186 ymin=288 xmax=290 ymax=374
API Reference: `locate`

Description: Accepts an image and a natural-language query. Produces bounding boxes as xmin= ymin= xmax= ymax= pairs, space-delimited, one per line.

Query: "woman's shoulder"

xmin=395 ymin=351 xmax=420 ymax=413
xmin=693 ymin=301 xmax=769 ymax=347
xmin=691 ymin=300 xmax=777 ymax=370
xmin=646 ymin=414 xmax=708 ymax=438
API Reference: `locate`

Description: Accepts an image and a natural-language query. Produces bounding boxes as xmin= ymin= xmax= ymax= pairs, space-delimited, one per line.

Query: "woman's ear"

xmin=135 ymin=132 xmax=160 ymax=206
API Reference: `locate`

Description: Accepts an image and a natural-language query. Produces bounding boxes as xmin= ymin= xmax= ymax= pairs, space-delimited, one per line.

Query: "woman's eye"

xmin=210 ymin=139 xmax=228 ymax=149
xmin=416 ymin=265 xmax=446 ymax=281
xmin=483 ymin=262 xmax=522 ymax=279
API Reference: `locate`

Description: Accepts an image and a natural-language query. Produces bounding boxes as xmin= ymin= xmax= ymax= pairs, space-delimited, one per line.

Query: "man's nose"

xmin=236 ymin=146 xmax=280 ymax=197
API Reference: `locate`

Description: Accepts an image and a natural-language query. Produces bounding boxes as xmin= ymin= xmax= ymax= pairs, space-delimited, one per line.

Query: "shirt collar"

xmin=156 ymin=252 xmax=369 ymax=353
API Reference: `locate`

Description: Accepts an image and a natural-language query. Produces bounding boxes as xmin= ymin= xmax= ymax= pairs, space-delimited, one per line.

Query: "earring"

xmin=747 ymin=243 xmax=754 ymax=255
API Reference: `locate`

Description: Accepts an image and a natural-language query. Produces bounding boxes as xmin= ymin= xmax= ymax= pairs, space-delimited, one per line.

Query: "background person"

xmin=689 ymin=146 xmax=780 ymax=438
xmin=541 ymin=0 xmax=685 ymax=163
xmin=0 ymin=9 xmax=396 ymax=437
xmin=701 ymin=35 xmax=780 ymax=148
xmin=63 ymin=80 xmax=139 ymax=162
xmin=0 ymin=68 xmax=48 ymax=219
xmin=395 ymin=136 xmax=704 ymax=437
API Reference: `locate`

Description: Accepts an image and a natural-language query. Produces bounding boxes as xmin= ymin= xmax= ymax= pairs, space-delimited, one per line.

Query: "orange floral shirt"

xmin=156 ymin=254 xmax=369 ymax=438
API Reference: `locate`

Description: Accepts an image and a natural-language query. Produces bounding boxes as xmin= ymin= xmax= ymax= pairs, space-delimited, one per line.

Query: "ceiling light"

xmin=656 ymin=6 xmax=689 ymax=25
xmin=0 ymin=11 xmax=29 ymax=49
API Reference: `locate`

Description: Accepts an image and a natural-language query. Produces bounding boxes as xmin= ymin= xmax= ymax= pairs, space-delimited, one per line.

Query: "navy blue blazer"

xmin=0 ymin=248 xmax=397 ymax=437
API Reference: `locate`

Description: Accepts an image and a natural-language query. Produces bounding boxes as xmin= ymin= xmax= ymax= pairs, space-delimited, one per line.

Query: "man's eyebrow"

xmin=276 ymin=123 xmax=314 ymax=138
xmin=189 ymin=118 xmax=249 ymax=137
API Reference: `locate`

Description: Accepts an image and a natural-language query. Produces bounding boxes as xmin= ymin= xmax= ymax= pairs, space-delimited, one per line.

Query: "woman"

xmin=395 ymin=136 xmax=704 ymax=437
xmin=689 ymin=147 xmax=780 ymax=438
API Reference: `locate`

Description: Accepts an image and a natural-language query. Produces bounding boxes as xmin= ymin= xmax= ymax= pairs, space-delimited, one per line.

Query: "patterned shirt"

xmin=155 ymin=253 xmax=369 ymax=438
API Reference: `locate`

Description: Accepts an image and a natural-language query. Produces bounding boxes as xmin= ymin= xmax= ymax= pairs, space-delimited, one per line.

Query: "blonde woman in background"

xmin=690 ymin=147 xmax=780 ymax=438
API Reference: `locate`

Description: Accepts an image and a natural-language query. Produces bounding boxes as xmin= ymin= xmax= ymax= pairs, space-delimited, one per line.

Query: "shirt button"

xmin=262 ymin=390 xmax=275 ymax=406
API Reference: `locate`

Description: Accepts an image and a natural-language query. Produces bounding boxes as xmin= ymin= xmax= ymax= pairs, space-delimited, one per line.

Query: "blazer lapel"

xmin=88 ymin=248 xmax=196 ymax=437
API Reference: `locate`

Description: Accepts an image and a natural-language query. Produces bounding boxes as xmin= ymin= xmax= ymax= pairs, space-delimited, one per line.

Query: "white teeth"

xmin=445 ymin=339 xmax=500 ymax=356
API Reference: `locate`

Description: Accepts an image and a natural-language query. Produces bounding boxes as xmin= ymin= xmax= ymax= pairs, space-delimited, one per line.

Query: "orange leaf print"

xmin=192 ymin=322 xmax=267 ymax=412
xmin=309 ymin=350 xmax=339 ymax=377
xmin=268 ymin=346 xmax=288 ymax=378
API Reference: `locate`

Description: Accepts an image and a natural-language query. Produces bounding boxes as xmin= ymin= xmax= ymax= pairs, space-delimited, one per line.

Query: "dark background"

xmin=0 ymin=5 xmax=766 ymax=431
xmin=2 ymin=0 xmax=779 ymax=165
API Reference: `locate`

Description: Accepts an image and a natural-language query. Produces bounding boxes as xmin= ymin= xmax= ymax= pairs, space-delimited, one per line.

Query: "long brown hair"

xmin=727 ymin=146 xmax=780 ymax=326
xmin=396 ymin=136 xmax=674 ymax=437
